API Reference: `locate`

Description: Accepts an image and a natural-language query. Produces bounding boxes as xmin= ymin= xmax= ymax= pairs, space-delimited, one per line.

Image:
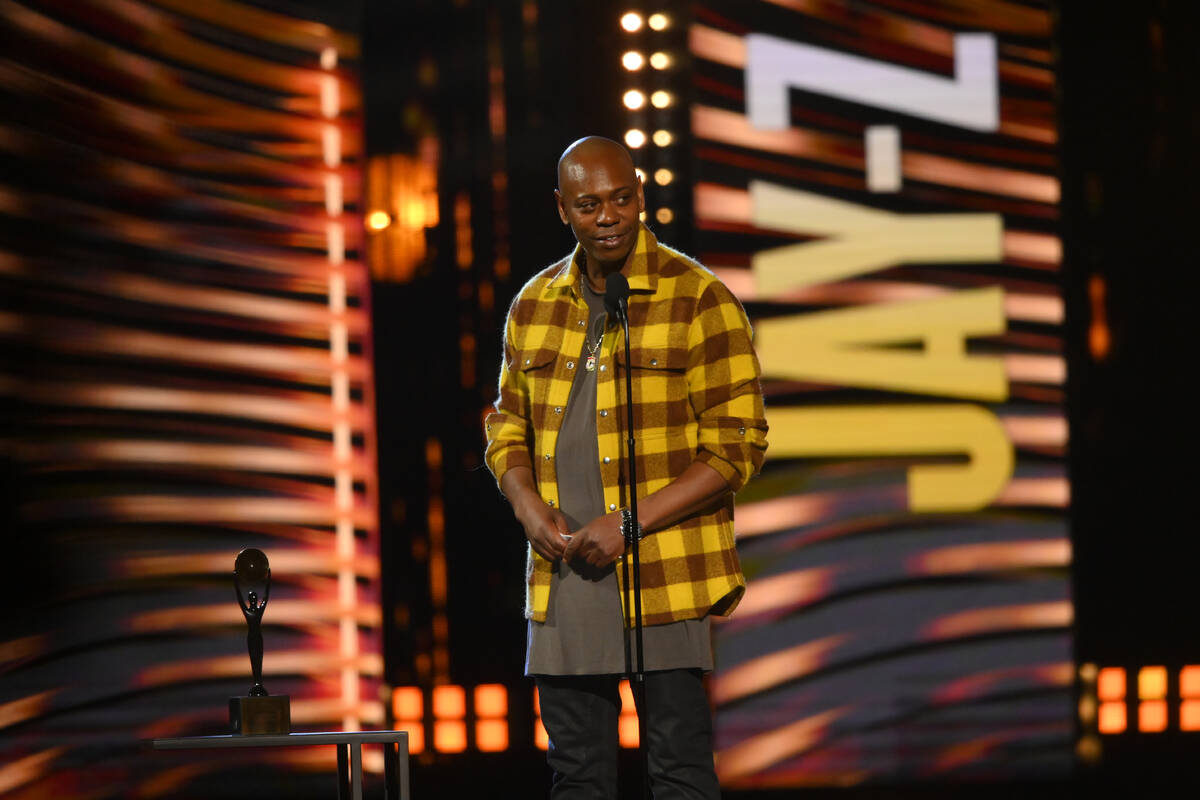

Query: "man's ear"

xmin=636 ymin=179 xmax=645 ymax=214
xmin=555 ymin=190 xmax=569 ymax=225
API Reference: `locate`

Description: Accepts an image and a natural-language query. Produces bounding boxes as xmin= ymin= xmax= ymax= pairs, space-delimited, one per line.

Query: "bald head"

xmin=557 ymin=136 xmax=636 ymax=191
xmin=554 ymin=135 xmax=645 ymax=273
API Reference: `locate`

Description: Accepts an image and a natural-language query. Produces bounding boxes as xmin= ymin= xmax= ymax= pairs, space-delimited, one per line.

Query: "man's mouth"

xmin=596 ymin=231 xmax=626 ymax=247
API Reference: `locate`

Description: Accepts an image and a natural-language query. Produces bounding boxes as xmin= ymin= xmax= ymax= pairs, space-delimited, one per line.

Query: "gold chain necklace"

xmin=584 ymin=315 xmax=605 ymax=372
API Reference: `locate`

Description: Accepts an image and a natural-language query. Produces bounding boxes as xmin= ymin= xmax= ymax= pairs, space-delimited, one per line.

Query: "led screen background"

xmin=685 ymin=1 xmax=1072 ymax=786
xmin=0 ymin=2 xmax=381 ymax=796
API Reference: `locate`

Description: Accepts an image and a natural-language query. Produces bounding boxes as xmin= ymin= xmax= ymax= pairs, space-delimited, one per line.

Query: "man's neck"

xmin=582 ymin=253 xmax=628 ymax=295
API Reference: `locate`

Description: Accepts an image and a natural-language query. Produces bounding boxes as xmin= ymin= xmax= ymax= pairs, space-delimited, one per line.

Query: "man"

xmin=484 ymin=136 xmax=767 ymax=798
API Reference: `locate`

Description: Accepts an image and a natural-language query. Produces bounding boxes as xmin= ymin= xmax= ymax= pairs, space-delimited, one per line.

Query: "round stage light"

xmin=652 ymin=129 xmax=672 ymax=147
xmin=634 ymin=167 xmax=647 ymax=184
xmin=648 ymin=13 xmax=669 ymax=31
xmin=622 ymin=51 xmax=644 ymax=71
xmin=654 ymin=168 xmax=673 ymax=186
xmin=623 ymin=89 xmax=646 ymax=110
xmin=650 ymin=91 xmax=672 ymax=109
xmin=649 ymin=51 xmax=671 ymax=70
xmin=620 ymin=12 xmax=643 ymax=32
xmin=366 ymin=210 xmax=391 ymax=231
xmin=655 ymin=207 xmax=674 ymax=224
xmin=624 ymin=129 xmax=647 ymax=148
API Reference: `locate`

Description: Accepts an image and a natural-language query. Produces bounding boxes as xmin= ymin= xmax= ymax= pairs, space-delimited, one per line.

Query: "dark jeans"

xmin=535 ymin=670 xmax=721 ymax=800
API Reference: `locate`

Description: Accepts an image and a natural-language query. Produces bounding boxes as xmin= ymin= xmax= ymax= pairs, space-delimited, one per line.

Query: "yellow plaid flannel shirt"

xmin=484 ymin=225 xmax=768 ymax=626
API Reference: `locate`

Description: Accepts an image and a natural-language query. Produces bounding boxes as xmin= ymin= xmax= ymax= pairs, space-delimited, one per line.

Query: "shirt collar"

xmin=547 ymin=223 xmax=660 ymax=298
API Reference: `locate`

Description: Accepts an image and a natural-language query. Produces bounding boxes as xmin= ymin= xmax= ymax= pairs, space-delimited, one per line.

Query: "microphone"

xmin=604 ymin=271 xmax=630 ymax=320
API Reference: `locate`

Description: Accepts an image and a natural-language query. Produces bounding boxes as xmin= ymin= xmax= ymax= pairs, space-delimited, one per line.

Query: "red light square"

xmin=1139 ymin=700 xmax=1167 ymax=733
xmin=1098 ymin=701 xmax=1126 ymax=734
xmin=1181 ymin=700 xmax=1200 ymax=731
xmin=1097 ymin=667 xmax=1126 ymax=701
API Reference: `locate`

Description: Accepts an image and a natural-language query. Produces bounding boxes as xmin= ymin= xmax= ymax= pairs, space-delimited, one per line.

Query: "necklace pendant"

xmin=584 ymin=355 xmax=596 ymax=372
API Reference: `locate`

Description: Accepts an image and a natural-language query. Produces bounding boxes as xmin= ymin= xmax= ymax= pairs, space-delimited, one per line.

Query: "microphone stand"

xmin=614 ymin=297 xmax=649 ymax=800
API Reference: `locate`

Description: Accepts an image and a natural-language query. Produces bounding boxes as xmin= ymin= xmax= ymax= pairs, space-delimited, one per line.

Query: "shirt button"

xmin=650 ymin=358 xmax=657 ymax=366
xmin=738 ymin=426 xmax=746 ymax=435
xmin=603 ymin=457 xmax=611 ymax=464
xmin=544 ymin=454 xmax=552 ymax=460
xmin=599 ymin=364 xmax=606 ymax=372
xmin=524 ymin=359 xmax=531 ymax=366
xmin=566 ymin=361 xmax=575 ymax=369
xmin=600 ymin=409 xmax=608 ymax=417
xmin=554 ymin=407 xmax=562 ymax=414
xmin=548 ymin=499 xmax=555 ymax=507
xmin=609 ymin=503 xmax=617 ymax=511
xmin=578 ymin=320 xmax=585 ymax=326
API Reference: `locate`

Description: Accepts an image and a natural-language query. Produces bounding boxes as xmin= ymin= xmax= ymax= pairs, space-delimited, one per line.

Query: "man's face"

xmin=555 ymin=149 xmax=645 ymax=271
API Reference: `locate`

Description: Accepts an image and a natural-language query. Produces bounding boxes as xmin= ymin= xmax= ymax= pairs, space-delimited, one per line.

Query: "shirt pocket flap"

xmin=617 ymin=340 xmax=687 ymax=371
xmin=513 ymin=346 xmax=557 ymax=371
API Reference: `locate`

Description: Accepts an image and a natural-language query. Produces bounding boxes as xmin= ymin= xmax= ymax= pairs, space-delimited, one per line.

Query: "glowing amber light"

xmin=1182 ymin=666 xmax=1200 ymax=697
xmin=533 ymin=687 xmax=548 ymax=749
xmin=617 ymin=679 xmax=639 ymax=748
xmin=623 ymin=89 xmax=646 ymax=110
xmin=634 ymin=167 xmax=647 ymax=184
xmin=619 ymin=714 xmax=640 ymax=748
xmin=624 ymin=129 xmax=646 ymax=148
xmin=1182 ymin=700 xmax=1200 ymax=731
xmin=392 ymin=686 xmax=423 ymax=720
xmin=1077 ymin=696 xmax=1097 ymax=724
xmin=474 ymin=684 xmax=508 ymax=717
xmin=1097 ymin=667 xmax=1126 ymax=701
xmin=650 ymin=91 xmax=672 ymax=109
xmin=622 ymin=51 xmax=644 ymax=71
xmin=399 ymin=721 xmax=425 ymax=754
xmin=1098 ymin=702 xmax=1127 ymax=734
xmin=434 ymin=719 xmax=467 ymax=752
xmin=655 ymin=208 xmax=674 ymax=224
xmin=649 ymin=51 xmax=671 ymax=70
xmin=620 ymin=12 xmax=643 ymax=32
xmin=366 ymin=210 xmax=391 ymax=231
xmin=433 ymin=684 xmax=465 ymax=718
xmin=654 ymin=168 xmax=673 ymax=186
xmin=476 ymin=719 xmax=508 ymax=751
xmin=1139 ymin=666 xmax=1167 ymax=700
xmin=652 ymin=129 xmax=673 ymax=147
xmin=648 ymin=13 xmax=669 ymax=30
xmin=1139 ymin=700 xmax=1168 ymax=732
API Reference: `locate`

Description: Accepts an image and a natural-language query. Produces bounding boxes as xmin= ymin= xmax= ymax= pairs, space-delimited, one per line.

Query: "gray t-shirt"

xmin=525 ymin=278 xmax=712 ymax=676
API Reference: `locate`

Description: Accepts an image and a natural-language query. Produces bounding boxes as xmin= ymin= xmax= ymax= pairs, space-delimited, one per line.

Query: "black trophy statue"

xmin=229 ymin=548 xmax=290 ymax=734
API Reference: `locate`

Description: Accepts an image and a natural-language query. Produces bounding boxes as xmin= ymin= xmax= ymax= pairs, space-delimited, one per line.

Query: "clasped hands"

xmin=518 ymin=499 xmax=626 ymax=568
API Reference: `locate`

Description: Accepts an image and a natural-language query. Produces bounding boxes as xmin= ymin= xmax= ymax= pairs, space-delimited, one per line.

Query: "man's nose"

xmin=597 ymin=202 xmax=618 ymax=225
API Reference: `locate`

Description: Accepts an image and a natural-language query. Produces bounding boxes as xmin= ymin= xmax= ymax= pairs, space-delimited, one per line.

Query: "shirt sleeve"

xmin=687 ymin=278 xmax=768 ymax=492
xmin=484 ymin=308 xmax=534 ymax=486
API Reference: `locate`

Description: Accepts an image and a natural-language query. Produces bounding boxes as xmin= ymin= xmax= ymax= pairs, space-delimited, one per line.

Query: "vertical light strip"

xmin=426 ymin=438 xmax=449 ymax=682
xmin=320 ymin=45 xmax=359 ymax=732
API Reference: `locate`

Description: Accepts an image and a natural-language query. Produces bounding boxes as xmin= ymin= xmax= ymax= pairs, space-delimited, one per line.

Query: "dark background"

xmin=3 ymin=0 xmax=1200 ymax=796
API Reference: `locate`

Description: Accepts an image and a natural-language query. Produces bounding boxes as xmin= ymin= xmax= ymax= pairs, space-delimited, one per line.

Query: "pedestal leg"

xmin=350 ymin=742 xmax=363 ymax=800
xmin=398 ymin=737 xmax=410 ymax=800
xmin=336 ymin=743 xmax=349 ymax=800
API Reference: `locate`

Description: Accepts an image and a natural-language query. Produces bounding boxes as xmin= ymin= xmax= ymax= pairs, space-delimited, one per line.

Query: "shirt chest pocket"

xmin=616 ymin=334 xmax=691 ymax=428
xmin=513 ymin=345 xmax=559 ymax=412
xmin=617 ymin=332 xmax=688 ymax=374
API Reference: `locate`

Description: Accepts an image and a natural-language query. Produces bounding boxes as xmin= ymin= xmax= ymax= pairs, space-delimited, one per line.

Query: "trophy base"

xmin=229 ymin=695 xmax=291 ymax=735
